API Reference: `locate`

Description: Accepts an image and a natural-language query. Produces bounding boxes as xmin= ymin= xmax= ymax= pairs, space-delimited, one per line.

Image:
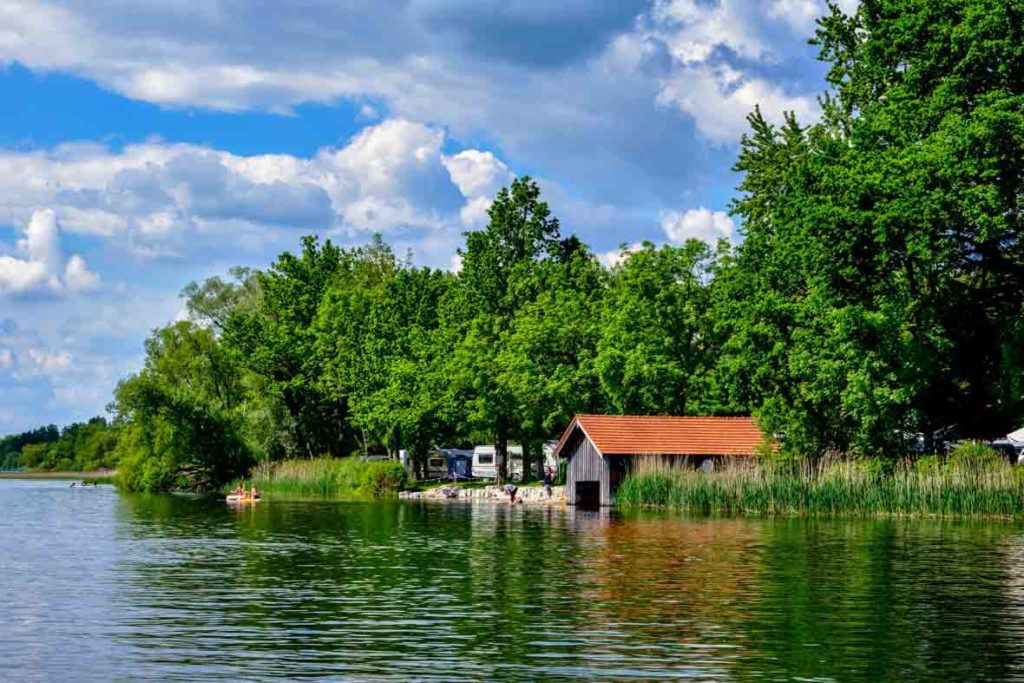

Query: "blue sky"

xmin=0 ymin=0 xmax=854 ymax=432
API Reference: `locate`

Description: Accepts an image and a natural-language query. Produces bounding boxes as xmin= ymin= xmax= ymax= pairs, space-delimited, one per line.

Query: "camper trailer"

xmin=425 ymin=451 xmax=449 ymax=479
xmin=472 ymin=445 xmax=524 ymax=481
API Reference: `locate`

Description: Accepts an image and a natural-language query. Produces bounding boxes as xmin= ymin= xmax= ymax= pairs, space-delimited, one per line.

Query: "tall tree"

xmin=451 ymin=177 xmax=561 ymax=482
xmin=113 ymin=321 xmax=252 ymax=491
xmin=498 ymin=238 xmax=606 ymax=475
xmin=723 ymin=0 xmax=1024 ymax=455
xmin=222 ymin=236 xmax=351 ymax=458
xmin=596 ymin=241 xmax=718 ymax=416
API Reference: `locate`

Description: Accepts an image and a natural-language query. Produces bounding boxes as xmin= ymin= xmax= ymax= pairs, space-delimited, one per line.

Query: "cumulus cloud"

xmin=442 ymin=150 xmax=514 ymax=225
xmin=0 ymin=209 xmax=101 ymax=295
xmin=660 ymin=207 xmax=735 ymax=244
xmin=64 ymin=254 xmax=101 ymax=292
xmin=656 ymin=63 xmax=820 ymax=143
xmin=0 ymin=0 xmax=837 ymax=207
xmin=0 ymin=119 xmax=509 ymax=261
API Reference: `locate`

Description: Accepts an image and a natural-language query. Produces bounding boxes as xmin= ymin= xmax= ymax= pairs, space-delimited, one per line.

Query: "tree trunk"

xmin=495 ymin=433 xmax=508 ymax=486
xmin=389 ymin=425 xmax=401 ymax=460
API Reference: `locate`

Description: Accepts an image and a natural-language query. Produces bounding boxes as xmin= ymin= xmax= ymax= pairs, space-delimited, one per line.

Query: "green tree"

xmin=344 ymin=267 xmax=459 ymax=475
xmin=450 ymin=177 xmax=562 ymax=482
xmin=497 ymin=237 xmax=607 ymax=475
xmin=113 ymin=321 xmax=252 ymax=491
xmin=181 ymin=266 xmax=261 ymax=331
xmin=596 ymin=241 xmax=718 ymax=416
xmin=722 ymin=0 xmax=1024 ymax=455
xmin=222 ymin=236 xmax=351 ymax=458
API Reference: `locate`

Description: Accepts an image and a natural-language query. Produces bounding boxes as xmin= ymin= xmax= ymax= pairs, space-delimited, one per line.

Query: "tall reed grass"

xmin=237 ymin=457 xmax=407 ymax=499
xmin=615 ymin=446 xmax=1024 ymax=518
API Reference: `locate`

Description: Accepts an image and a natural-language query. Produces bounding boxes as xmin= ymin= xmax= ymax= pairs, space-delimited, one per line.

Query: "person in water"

xmin=250 ymin=484 xmax=260 ymax=500
xmin=232 ymin=483 xmax=246 ymax=498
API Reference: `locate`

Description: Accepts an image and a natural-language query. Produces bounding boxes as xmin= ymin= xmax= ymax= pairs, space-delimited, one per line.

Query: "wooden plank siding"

xmin=565 ymin=430 xmax=611 ymax=506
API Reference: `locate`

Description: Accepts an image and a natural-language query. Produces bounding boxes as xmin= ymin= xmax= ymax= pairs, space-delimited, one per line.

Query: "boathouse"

xmin=554 ymin=414 xmax=770 ymax=506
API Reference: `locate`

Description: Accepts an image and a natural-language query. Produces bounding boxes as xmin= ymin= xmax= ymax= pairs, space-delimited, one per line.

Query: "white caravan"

xmin=472 ymin=444 xmax=524 ymax=481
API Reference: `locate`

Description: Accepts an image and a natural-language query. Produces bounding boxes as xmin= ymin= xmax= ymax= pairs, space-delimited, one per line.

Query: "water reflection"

xmin=4 ymin=480 xmax=1024 ymax=681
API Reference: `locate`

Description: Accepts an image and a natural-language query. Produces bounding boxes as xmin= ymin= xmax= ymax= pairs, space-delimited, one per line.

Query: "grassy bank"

xmin=0 ymin=469 xmax=116 ymax=483
xmin=235 ymin=457 xmax=407 ymax=499
xmin=616 ymin=448 xmax=1024 ymax=518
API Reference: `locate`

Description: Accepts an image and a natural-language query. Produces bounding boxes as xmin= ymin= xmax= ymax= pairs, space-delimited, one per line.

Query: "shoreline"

xmin=0 ymin=469 xmax=115 ymax=481
xmin=400 ymin=484 xmax=566 ymax=506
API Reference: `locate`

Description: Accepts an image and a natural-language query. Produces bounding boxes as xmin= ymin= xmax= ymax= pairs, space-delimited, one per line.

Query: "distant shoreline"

xmin=0 ymin=469 xmax=115 ymax=481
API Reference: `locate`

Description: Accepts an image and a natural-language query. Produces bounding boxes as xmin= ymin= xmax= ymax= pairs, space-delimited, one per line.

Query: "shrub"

xmin=947 ymin=442 xmax=1006 ymax=472
xmin=361 ymin=460 xmax=408 ymax=496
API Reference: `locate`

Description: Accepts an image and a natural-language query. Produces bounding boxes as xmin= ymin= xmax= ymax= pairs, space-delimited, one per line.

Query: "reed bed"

xmin=615 ymin=448 xmax=1024 ymax=518
xmin=239 ymin=457 xmax=407 ymax=499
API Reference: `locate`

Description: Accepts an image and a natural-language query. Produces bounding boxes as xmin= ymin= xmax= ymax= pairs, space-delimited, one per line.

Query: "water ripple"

xmin=3 ymin=481 xmax=1024 ymax=680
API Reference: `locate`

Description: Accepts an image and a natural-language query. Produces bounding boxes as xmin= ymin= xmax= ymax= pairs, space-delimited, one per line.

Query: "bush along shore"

xmin=615 ymin=445 xmax=1024 ymax=519
xmin=230 ymin=458 xmax=408 ymax=500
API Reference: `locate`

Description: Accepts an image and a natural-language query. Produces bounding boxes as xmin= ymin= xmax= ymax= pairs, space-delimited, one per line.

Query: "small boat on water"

xmin=225 ymin=493 xmax=261 ymax=504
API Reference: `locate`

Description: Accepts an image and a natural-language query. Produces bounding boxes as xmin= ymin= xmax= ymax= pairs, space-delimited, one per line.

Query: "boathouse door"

xmin=575 ymin=481 xmax=600 ymax=507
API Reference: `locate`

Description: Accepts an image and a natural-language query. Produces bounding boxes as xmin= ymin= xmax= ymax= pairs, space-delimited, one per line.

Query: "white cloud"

xmin=442 ymin=150 xmax=513 ymax=225
xmin=314 ymin=118 xmax=461 ymax=231
xmin=656 ymin=64 xmax=820 ymax=143
xmin=597 ymin=242 xmax=645 ymax=269
xmin=24 ymin=347 xmax=71 ymax=374
xmin=0 ymin=209 xmax=101 ymax=295
xmin=660 ymin=207 xmax=734 ymax=244
xmin=0 ymin=0 xmax=829 ymax=210
xmin=64 ymin=255 xmax=101 ymax=292
xmin=768 ymin=0 xmax=823 ymax=33
xmin=443 ymin=150 xmax=513 ymax=199
xmin=648 ymin=0 xmax=770 ymax=63
xmin=0 ymin=119 xmax=509 ymax=261
xmin=0 ymin=348 xmax=12 ymax=368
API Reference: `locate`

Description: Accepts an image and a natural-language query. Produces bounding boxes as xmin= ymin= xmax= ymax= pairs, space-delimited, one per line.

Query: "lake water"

xmin=4 ymin=479 xmax=1024 ymax=681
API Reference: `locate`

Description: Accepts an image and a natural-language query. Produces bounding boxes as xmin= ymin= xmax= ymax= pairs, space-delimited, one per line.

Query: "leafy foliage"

xmin=0 ymin=421 xmax=117 ymax=471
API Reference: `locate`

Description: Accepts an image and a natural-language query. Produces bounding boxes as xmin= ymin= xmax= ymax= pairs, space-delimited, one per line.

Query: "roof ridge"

xmin=557 ymin=414 xmax=770 ymax=458
xmin=576 ymin=414 xmax=755 ymax=420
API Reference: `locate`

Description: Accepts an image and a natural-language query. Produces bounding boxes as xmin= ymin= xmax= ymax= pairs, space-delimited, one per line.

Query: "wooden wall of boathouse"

xmin=564 ymin=430 xmax=611 ymax=506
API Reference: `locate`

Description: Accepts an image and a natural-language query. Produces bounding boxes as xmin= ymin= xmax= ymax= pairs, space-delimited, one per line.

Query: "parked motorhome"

xmin=472 ymin=445 xmax=524 ymax=480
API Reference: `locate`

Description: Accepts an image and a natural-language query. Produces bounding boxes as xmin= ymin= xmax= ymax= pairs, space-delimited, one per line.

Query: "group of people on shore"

xmin=503 ymin=467 xmax=556 ymax=504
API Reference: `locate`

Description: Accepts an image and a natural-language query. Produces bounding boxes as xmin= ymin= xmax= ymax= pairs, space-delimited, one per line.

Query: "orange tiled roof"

xmin=555 ymin=414 xmax=769 ymax=457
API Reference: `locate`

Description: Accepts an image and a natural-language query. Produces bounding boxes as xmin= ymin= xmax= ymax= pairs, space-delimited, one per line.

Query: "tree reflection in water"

xmin=110 ymin=495 xmax=1024 ymax=681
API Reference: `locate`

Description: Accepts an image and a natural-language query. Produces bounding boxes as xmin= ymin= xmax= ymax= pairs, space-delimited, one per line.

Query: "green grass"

xmin=0 ymin=469 xmax=116 ymax=481
xmin=616 ymin=446 xmax=1024 ymax=518
xmin=231 ymin=457 xmax=408 ymax=500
